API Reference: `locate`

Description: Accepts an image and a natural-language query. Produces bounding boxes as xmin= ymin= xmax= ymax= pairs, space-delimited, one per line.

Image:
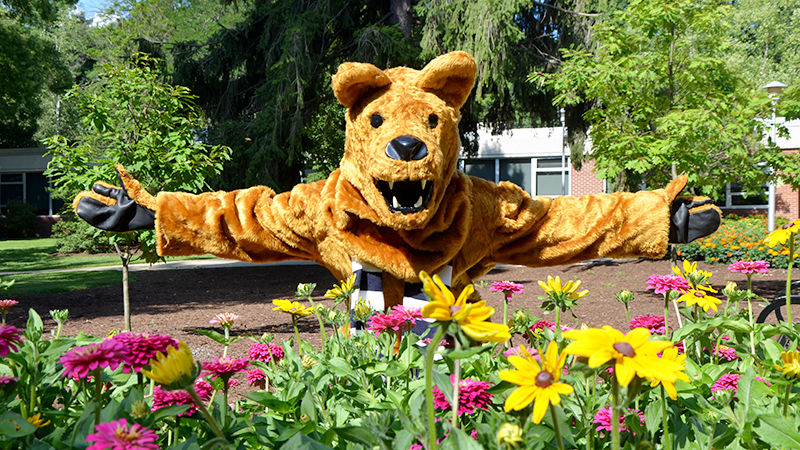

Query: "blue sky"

xmin=77 ymin=0 xmax=110 ymax=18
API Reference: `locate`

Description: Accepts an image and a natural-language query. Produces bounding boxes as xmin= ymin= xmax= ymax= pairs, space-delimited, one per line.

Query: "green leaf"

xmin=754 ymin=414 xmax=800 ymax=448
xmin=333 ymin=426 xmax=379 ymax=447
xmin=300 ymin=386 xmax=317 ymax=424
xmin=26 ymin=308 xmax=43 ymax=341
xmin=325 ymin=357 xmax=355 ymax=378
xmin=278 ymin=432 xmax=333 ymax=450
xmin=438 ymin=426 xmax=483 ymax=450
xmin=433 ymin=370 xmax=454 ymax=406
xmin=192 ymin=329 xmax=228 ymax=346
xmin=447 ymin=344 xmax=492 ymax=360
xmin=166 ymin=434 xmax=200 ymax=450
xmin=149 ymin=405 xmax=191 ymax=424
xmin=0 ymin=411 xmax=37 ymax=438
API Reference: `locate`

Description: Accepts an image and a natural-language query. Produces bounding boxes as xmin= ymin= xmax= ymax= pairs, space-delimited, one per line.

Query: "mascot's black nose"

xmin=385 ymin=136 xmax=428 ymax=161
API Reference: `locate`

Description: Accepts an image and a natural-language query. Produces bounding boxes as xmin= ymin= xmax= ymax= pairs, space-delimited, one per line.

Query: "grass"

xmin=0 ymin=238 xmax=213 ymax=273
xmin=1 ymin=270 xmax=132 ymax=296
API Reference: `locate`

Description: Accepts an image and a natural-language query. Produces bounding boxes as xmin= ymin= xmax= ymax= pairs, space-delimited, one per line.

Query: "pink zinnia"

xmin=0 ymin=324 xmax=22 ymax=357
xmin=202 ymin=357 xmax=249 ymax=380
xmin=489 ymin=281 xmax=525 ymax=301
xmin=389 ymin=305 xmax=423 ymax=326
xmin=503 ymin=345 xmax=534 ymax=358
xmin=432 ymin=375 xmax=493 ymax=415
xmin=593 ymin=407 xmax=645 ymax=432
xmin=209 ymin=312 xmax=239 ymax=328
xmin=366 ymin=313 xmax=405 ymax=336
xmin=713 ymin=344 xmax=738 ymax=361
xmin=152 ymin=378 xmax=213 ymax=417
xmin=248 ymin=342 xmax=284 ymax=363
xmin=646 ymin=274 xmax=690 ymax=295
xmin=711 ymin=373 xmax=770 ymax=395
xmin=0 ymin=299 xmax=18 ymax=314
xmin=111 ymin=333 xmax=179 ymax=373
xmin=728 ymin=260 xmax=770 ymax=274
xmin=629 ymin=314 xmax=666 ymax=334
xmin=0 ymin=375 xmax=17 ymax=385
xmin=59 ymin=339 xmax=127 ymax=380
xmin=86 ymin=418 xmax=158 ymax=450
xmin=246 ymin=368 xmax=266 ymax=386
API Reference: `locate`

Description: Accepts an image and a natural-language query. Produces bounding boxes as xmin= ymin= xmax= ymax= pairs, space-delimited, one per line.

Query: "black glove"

xmin=76 ymin=171 xmax=155 ymax=232
xmin=668 ymin=197 xmax=721 ymax=244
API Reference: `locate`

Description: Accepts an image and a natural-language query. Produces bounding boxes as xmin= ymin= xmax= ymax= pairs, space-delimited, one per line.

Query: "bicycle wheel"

xmin=756 ymin=296 xmax=800 ymax=324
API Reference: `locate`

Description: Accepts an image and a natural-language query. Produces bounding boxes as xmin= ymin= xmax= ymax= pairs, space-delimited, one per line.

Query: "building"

xmin=460 ymin=121 xmax=800 ymax=219
xmin=0 ymin=147 xmax=62 ymax=236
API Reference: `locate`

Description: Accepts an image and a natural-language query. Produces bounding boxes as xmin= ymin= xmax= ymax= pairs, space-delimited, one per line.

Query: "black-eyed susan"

xmin=26 ymin=413 xmax=50 ymax=428
xmin=775 ymin=350 xmax=800 ymax=379
xmin=499 ymin=342 xmax=573 ymax=423
xmin=563 ymin=326 xmax=678 ymax=386
xmin=419 ymin=271 xmax=510 ymax=343
xmin=648 ymin=346 xmax=689 ymax=400
xmin=141 ymin=341 xmax=198 ymax=390
xmin=324 ymin=274 xmax=357 ymax=303
xmin=764 ymin=219 xmax=800 ymax=248
xmin=538 ymin=276 xmax=589 ymax=301
xmin=675 ymin=286 xmax=722 ymax=313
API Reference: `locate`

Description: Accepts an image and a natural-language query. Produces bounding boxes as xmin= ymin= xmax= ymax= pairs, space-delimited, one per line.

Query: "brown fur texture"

xmin=75 ymin=52 xmax=695 ymax=307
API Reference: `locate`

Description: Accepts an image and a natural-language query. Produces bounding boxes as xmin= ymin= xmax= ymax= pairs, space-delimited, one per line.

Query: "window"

xmin=460 ymin=156 xmax=570 ymax=196
xmin=0 ymin=172 xmax=61 ymax=215
xmin=535 ymin=158 xmax=569 ymax=196
xmin=499 ymin=158 xmax=532 ymax=193
xmin=724 ymin=183 xmax=768 ymax=208
xmin=463 ymin=160 xmax=494 ymax=182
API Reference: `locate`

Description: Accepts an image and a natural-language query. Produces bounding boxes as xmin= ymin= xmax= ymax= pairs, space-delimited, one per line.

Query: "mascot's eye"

xmin=428 ymin=114 xmax=438 ymax=129
xmin=370 ymin=113 xmax=384 ymax=128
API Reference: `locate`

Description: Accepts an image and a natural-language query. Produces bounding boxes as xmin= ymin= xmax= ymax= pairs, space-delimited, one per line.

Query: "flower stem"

xmin=292 ymin=315 xmax=302 ymax=356
xmin=783 ymin=383 xmax=792 ymax=417
xmin=660 ymin=386 xmax=671 ymax=450
xmin=611 ymin=376 xmax=620 ymax=450
xmin=503 ymin=297 xmax=509 ymax=348
xmin=223 ymin=327 xmax=229 ymax=357
xmin=550 ymin=405 xmax=565 ymax=450
xmin=425 ymin=325 xmax=448 ymax=450
xmin=555 ymin=307 xmax=562 ymax=341
xmin=306 ymin=297 xmax=327 ymax=346
xmin=187 ymin=386 xmax=226 ymax=441
xmin=452 ymin=339 xmax=461 ymax=429
xmin=93 ymin=369 xmax=102 ymax=426
xmin=746 ymin=292 xmax=756 ymax=355
xmin=663 ymin=293 xmax=670 ymax=339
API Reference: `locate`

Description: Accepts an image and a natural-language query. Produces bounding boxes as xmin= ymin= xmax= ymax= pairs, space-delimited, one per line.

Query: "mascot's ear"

xmin=416 ymin=51 xmax=477 ymax=109
xmin=331 ymin=62 xmax=392 ymax=108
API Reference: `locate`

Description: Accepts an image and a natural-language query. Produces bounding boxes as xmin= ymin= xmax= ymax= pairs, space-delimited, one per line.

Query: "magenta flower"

xmin=629 ymin=314 xmax=666 ymax=334
xmin=209 ymin=312 xmax=239 ymax=328
xmin=366 ymin=313 xmax=405 ymax=336
xmin=728 ymin=260 xmax=770 ymax=274
xmin=646 ymin=274 xmax=690 ymax=295
xmin=86 ymin=418 xmax=159 ymax=450
xmin=246 ymin=368 xmax=266 ymax=386
xmin=593 ymin=407 xmax=645 ymax=433
xmin=432 ymin=375 xmax=493 ymax=415
xmin=0 ymin=299 xmax=18 ymax=314
xmin=0 ymin=324 xmax=22 ymax=357
xmin=713 ymin=344 xmax=738 ymax=361
xmin=248 ymin=342 xmax=284 ymax=363
xmin=202 ymin=357 xmax=249 ymax=380
xmin=152 ymin=379 xmax=213 ymax=417
xmin=503 ymin=345 xmax=534 ymax=358
xmin=489 ymin=281 xmax=525 ymax=301
xmin=711 ymin=373 xmax=770 ymax=395
xmin=0 ymin=375 xmax=17 ymax=384
xmin=111 ymin=333 xmax=179 ymax=373
xmin=389 ymin=305 xmax=423 ymax=325
xmin=59 ymin=339 xmax=127 ymax=380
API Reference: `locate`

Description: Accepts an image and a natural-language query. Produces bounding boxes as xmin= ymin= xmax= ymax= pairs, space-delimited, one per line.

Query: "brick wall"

xmin=570 ymin=159 xmax=605 ymax=196
xmin=776 ymin=149 xmax=799 ymax=220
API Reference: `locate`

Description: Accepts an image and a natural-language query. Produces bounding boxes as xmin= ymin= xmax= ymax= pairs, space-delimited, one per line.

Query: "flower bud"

xmin=130 ymin=400 xmax=149 ymax=419
xmin=301 ymin=354 xmax=318 ymax=369
xmin=496 ymin=423 xmax=523 ymax=447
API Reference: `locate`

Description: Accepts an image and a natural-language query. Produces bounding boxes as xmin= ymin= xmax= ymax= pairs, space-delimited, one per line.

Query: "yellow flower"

xmin=272 ymin=299 xmax=316 ymax=317
xmin=774 ymin=350 xmax=800 ymax=379
xmin=675 ymin=287 xmax=722 ymax=312
xmin=26 ymin=413 xmax=50 ymax=428
xmin=537 ymin=276 xmax=589 ymax=300
xmin=420 ymin=271 xmax=510 ymax=343
xmin=563 ymin=326 xmax=677 ymax=386
xmin=496 ymin=422 xmax=523 ymax=447
xmin=648 ymin=346 xmax=689 ymax=400
xmin=141 ymin=341 xmax=198 ymax=390
xmin=499 ymin=342 xmax=574 ymax=423
xmin=671 ymin=260 xmax=697 ymax=278
xmin=324 ymin=274 xmax=356 ymax=301
xmin=764 ymin=220 xmax=800 ymax=247
xmin=672 ymin=260 xmax=712 ymax=286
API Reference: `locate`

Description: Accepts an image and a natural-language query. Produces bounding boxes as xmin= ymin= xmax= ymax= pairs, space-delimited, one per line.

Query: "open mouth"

xmin=375 ymin=179 xmax=434 ymax=214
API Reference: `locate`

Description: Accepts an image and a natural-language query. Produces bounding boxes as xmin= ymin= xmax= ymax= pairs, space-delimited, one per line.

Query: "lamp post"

xmin=760 ymin=81 xmax=787 ymax=232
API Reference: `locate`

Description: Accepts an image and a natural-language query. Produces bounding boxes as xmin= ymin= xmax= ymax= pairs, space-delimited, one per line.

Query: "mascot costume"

xmin=73 ymin=52 xmax=721 ymax=332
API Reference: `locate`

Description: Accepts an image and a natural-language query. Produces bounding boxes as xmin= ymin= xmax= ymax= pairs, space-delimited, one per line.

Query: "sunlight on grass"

xmin=1 ymin=270 xmax=133 ymax=296
xmin=0 ymin=238 xmax=214 ymax=273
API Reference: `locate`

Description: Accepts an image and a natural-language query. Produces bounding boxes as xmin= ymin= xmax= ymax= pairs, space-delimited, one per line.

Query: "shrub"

xmin=676 ymin=214 xmax=795 ymax=268
xmin=2 ymin=200 xmax=39 ymax=238
xmin=50 ymin=215 xmax=114 ymax=254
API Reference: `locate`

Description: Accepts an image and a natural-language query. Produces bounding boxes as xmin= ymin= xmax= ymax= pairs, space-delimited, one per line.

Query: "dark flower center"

xmin=613 ymin=342 xmax=636 ymax=357
xmin=535 ymin=371 xmax=554 ymax=388
xmin=449 ymin=305 xmax=462 ymax=315
xmin=693 ymin=291 xmax=705 ymax=298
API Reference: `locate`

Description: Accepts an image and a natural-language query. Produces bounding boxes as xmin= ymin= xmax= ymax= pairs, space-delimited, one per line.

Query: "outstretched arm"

xmin=477 ymin=176 xmax=720 ymax=267
xmin=74 ymin=165 xmax=322 ymax=263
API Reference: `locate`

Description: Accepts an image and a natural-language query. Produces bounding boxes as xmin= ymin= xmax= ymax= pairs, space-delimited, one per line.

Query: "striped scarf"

xmin=349 ymin=260 xmax=452 ymax=335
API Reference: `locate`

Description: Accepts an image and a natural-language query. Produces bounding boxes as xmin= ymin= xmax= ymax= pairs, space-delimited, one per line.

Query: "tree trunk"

xmin=115 ymin=243 xmax=132 ymax=332
xmin=389 ymin=0 xmax=413 ymax=40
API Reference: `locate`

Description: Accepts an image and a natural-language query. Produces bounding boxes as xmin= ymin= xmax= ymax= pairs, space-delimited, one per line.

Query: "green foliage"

xmin=1 ymin=201 xmax=39 ymax=239
xmin=2 ymin=270 xmax=128 ymax=296
xmin=533 ymin=0 xmax=790 ymax=196
xmin=50 ymin=216 xmax=115 ymax=254
xmin=676 ymin=214 xmax=797 ymax=268
xmin=44 ymin=54 xmax=231 ymax=262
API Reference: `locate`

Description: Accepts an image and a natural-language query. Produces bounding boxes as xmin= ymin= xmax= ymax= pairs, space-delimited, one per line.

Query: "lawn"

xmin=0 ymin=238 xmax=213 ymax=273
xmin=1 ymin=270 xmax=132 ymax=296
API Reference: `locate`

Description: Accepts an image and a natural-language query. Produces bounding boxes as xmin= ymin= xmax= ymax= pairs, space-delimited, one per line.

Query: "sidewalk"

xmin=0 ymin=258 xmax=316 ymax=276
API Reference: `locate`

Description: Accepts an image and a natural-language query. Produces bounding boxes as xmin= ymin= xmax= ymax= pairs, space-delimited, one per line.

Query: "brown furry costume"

xmin=74 ymin=52 xmax=720 ymax=309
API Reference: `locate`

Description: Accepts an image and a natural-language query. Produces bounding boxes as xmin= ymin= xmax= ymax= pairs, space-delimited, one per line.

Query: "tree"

xmin=45 ymin=55 xmax=231 ymax=331
xmin=533 ymin=0 xmax=793 ymax=197
xmin=0 ymin=0 xmax=75 ymax=146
